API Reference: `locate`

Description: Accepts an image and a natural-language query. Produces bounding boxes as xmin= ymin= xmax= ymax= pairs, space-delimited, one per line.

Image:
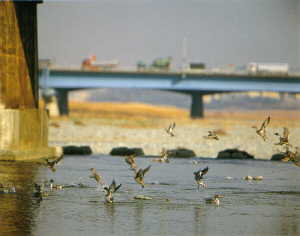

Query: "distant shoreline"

xmin=48 ymin=102 xmax=300 ymax=160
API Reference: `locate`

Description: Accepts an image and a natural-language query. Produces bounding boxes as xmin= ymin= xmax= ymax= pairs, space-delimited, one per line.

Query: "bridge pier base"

xmin=0 ymin=1 xmax=61 ymax=161
xmin=56 ymin=89 xmax=70 ymax=116
xmin=190 ymin=92 xmax=204 ymax=118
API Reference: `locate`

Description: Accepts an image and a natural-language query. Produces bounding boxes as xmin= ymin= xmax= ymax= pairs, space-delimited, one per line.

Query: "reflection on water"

xmin=0 ymin=156 xmax=299 ymax=236
xmin=0 ymin=161 xmax=44 ymax=235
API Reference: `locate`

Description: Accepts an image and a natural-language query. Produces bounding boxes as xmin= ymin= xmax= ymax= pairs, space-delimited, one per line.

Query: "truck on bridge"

xmin=81 ymin=55 xmax=119 ymax=71
xmin=247 ymin=63 xmax=289 ymax=75
xmin=137 ymin=56 xmax=172 ymax=71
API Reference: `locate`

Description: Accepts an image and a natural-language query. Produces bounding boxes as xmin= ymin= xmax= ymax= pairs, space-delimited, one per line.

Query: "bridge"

xmin=39 ymin=67 xmax=300 ymax=118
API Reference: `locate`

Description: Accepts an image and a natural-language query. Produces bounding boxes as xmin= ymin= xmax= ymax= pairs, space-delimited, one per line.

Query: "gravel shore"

xmin=48 ymin=119 xmax=300 ymax=160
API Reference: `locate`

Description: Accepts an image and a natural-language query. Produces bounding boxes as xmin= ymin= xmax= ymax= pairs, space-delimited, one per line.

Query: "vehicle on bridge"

xmin=247 ymin=63 xmax=289 ymax=75
xmin=81 ymin=55 xmax=119 ymax=71
xmin=137 ymin=57 xmax=172 ymax=71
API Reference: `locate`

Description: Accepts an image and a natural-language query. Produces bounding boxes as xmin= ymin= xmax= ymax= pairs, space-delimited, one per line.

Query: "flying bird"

xmin=165 ymin=122 xmax=176 ymax=137
xmin=89 ymin=168 xmax=105 ymax=185
xmin=252 ymin=116 xmax=270 ymax=141
xmin=281 ymin=146 xmax=300 ymax=167
xmin=152 ymin=148 xmax=170 ymax=163
xmin=203 ymin=131 xmax=219 ymax=140
xmin=125 ymin=155 xmax=137 ymax=170
xmin=135 ymin=165 xmax=151 ymax=188
xmin=194 ymin=166 xmax=209 ymax=190
xmin=274 ymin=127 xmax=291 ymax=147
xmin=45 ymin=154 xmax=64 ymax=172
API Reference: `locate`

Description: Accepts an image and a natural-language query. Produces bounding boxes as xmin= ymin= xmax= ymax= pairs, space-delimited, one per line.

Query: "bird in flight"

xmin=45 ymin=154 xmax=64 ymax=172
xmin=89 ymin=168 xmax=105 ymax=185
xmin=203 ymin=131 xmax=219 ymax=140
xmin=252 ymin=116 xmax=270 ymax=141
xmin=165 ymin=122 xmax=176 ymax=137
xmin=274 ymin=127 xmax=291 ymax=147
xmin=281 ymin=146 xmax=300 ymax=167
xmin=194 ymin=166 xmax=209 ymax=190
xmin=152 ymin=148 xmax=170 ymax=163
xmin=125 ymin=155 xmax=138 ymax=171
xmin=135 ymin=165 xmax=151 ymax=188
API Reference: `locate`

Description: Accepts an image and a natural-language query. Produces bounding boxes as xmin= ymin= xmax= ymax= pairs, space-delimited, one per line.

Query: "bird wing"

xmin=261 ymin=116 xmax=270 ymax=129
xmin=283 ymin=127 xmax=289 ymax=139
xmin=125 ymin=156 xmax=133 ymax=165
xmin=172 ymin=122 xmax=176 ymax=129
xmin=114 ymin=183 xmax=122 ymax=192
xmin=200 ymin=166 xmax=209 ymax=177
xmin=135 ymin=169 xmax=143 ymax=178
xmin=142 ymin=165 xmax=151 ymax=175
xmin=55 ymin=154 xmax=64 ymax=164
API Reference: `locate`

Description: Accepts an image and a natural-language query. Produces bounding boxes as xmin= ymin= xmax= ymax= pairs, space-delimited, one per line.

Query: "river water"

xmin=0 ymin=155 xmax=299 ymax=236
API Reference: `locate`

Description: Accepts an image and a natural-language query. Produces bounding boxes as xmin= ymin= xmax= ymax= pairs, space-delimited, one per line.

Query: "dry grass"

xmin=46 ymin=100 xmax=300 ymax=129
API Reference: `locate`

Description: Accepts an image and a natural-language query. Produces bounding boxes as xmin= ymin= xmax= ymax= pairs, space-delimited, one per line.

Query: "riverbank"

xmin=48 ymin=101 xmax=300 ymax=160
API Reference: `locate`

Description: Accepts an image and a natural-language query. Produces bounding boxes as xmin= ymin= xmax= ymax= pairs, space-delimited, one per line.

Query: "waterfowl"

xmin=252 ymin=116 xmax=270 ymax=141
xmin=253 ymin=176 xmax=263 ymax=181
xmin=49 ymin=179 xmax=63 ymax=190
xmin=125 ymin=155 xmax=137 ymax=171
xmin=103 ymin=179 xmax=122 ymax=203
xmin=89 ymin=168 xmax=105 ymax=185
xmin=33 ymin=183 xmax=48 ymax=199
xmin=0 ymin=184 xmax=16 ymax=193
xmin=134 ymin=165 xmax=151 ymax=188
xmin=194 ymin=166 xmax=209 ymax=189
xmin=152 ymin=148 xmax=170 ymax=163
xmin=274 ymin=127 xmax=291 ymax=147
xmin=281 ymin=147 xmax=300 ymax=167
xmin=203 ymin=131 xmax=219 ymax=140
xmin=243 ymin=175 xmax=253 ymax=181
xmin=205 ymin=194 xmax=224 ymax=206
xmin=45 ymin=154 xmax=64 ymax=172
xmin=165 ymin=122 xmax=176 ymax=137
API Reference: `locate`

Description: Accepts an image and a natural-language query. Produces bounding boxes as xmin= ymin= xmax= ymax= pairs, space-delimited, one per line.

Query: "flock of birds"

xmin=30 ymin=116 xmax=299 ymax=206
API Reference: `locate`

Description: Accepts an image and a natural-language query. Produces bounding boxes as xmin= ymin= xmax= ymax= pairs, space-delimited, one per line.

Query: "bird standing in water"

xmin=33 ymin=183 xmax=48 ymax=200
xmin=252 ymin=116 xmax=270 ymax=141
xmin=205 ymin=194 xmax=224 ymax=206
xmin=194 ymin=166 xmax=209 ymax=190
xmin=103 ymin=179 xmax=122 ymax=203
xmin=165 ymin=122 xmax=176 ymax=137
xmin=135 ymin=165 xmax=151 ymax=188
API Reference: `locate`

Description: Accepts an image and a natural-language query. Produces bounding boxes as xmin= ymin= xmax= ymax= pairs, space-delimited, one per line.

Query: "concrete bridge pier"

xmin=190 ymin=92 xmax=204 ymax=118
xmin=0 ymin=1 xmax=60 ymax=161
xmin=56 ymin=89 xmax=70 ymax=116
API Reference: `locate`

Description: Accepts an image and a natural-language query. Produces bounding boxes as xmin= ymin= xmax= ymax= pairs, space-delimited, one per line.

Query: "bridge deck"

xmin=39 ymin=67 xmax=300 ymax=93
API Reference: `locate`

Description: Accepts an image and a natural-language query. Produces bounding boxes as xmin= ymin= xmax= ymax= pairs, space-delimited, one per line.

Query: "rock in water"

xmin=217 ymin=149 xmax=254 ymax=160
xmin=110 ymin=147 xmax=144 ymax=156
xmin=134 ymin=195 xmax=152 ymax=200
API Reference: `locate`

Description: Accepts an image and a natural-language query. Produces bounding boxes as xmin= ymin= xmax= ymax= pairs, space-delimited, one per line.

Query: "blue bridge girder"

xmin=39 ymin=68 xmax=300 ymax=93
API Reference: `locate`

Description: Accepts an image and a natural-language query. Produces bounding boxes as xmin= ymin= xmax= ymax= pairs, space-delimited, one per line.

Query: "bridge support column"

xmin=0 ymin=1 xmax=61 ymax=161
xmin=190 ymin=92 xmax=204 ymax=118
xmin=56 ymin=89 xmax=70 ymax=116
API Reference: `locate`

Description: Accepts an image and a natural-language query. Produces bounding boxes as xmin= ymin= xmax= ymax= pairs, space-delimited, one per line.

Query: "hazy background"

xmin=38 ymin=0 xmax=300 ymax=70
xmin=37 ymin=0 xmax=300 ymax=110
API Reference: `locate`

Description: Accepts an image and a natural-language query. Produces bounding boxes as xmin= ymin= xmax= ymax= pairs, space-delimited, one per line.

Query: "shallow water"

xmin=0 ymin=155 xmax=299 ymax=236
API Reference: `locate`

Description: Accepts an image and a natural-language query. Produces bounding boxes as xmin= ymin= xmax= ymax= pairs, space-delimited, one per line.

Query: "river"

xmin=0 ymin=155 xmax=299 ymax=235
